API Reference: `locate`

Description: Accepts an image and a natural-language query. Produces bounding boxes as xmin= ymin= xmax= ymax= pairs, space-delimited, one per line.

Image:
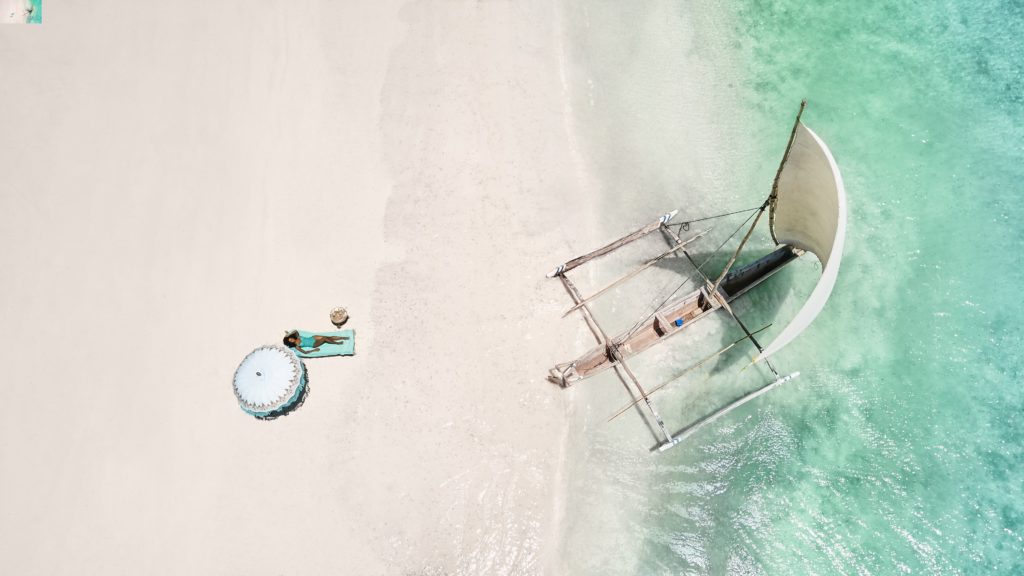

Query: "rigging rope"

xmin=677 ymin=206 xmax=760 ymax=231
xmin=618 ymin=209 xmax=760 ymax=342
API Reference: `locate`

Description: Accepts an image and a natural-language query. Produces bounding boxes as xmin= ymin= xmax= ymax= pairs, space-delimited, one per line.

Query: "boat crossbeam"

xmin=547 ymin=210 xmax=678 ymax=278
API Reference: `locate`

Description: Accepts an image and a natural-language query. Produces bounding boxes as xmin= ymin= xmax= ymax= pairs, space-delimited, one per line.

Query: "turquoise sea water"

xmin=560 ymin=0 xmax=1023 ymax=573
xmin=28 ymin=1 xmax=40 ymax=24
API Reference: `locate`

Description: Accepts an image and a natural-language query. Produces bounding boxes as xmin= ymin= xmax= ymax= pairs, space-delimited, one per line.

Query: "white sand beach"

xmin=2 ymin=0 xmax=31 ymax=24
xmin=0 ymin=1 xmax=597 ymax=573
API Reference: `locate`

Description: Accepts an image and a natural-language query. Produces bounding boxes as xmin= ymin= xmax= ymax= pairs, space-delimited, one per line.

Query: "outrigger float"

xmin=546 ymin=101 xmax=846 ymax=452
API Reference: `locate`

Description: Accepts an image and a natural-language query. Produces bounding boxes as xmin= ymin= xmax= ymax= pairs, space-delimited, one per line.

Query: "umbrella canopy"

xmin=233 ymin=345 xmax=307 ymax=417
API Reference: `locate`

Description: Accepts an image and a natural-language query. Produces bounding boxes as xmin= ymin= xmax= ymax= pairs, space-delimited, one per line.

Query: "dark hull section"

xmin=720 ymin=246 xmax=799 ymax=301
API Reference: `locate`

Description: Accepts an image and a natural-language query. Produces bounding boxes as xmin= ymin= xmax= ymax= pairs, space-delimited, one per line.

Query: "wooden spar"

xmin=559 ymin=276 xmax=606 ymax=347
xmin=607 ymin=324 xmax=773 ymax=422
xmin=661 ymin=223 xmax=713 ymax=285
xmin=610 ymin=347 xmax=675 ymax=444
xmin=657 ymin=372 xmax=800 ymax=450
xmin=707 ymin=101 xmax=810 ymax=296
xmin=715 ymin=294 xmax=780 ymax=378
xmin=559 ymin=274 xmax=676 ymax=445
xmin=769 ymin=99 xmax=808 ymax=244
xmin=562 ymin=228 xmax=711 ymax=317
xmin=710 ymin=202 xmax=769 ymax=296
xmin=547 ymin=210 xmax=678 ymax=277
xmin=666 ymin=219 xmax=781 ymax=377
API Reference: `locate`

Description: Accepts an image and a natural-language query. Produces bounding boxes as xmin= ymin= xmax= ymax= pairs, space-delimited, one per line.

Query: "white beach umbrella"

xmin=233 ymin=345 xmax=307 ymax=417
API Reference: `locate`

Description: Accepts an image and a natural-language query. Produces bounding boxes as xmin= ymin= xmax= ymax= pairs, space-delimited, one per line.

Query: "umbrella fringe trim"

xmin=232 ymin=345 xmax=307 ymax=412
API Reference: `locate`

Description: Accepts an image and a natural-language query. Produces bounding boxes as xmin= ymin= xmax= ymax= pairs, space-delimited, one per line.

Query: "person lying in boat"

xmin=283 ymin=330 xmax=349 ymax=354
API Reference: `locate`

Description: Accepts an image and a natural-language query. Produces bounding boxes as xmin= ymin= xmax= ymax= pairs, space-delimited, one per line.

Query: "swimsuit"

xmin=299 ymin=335 xmax=316 ymax=348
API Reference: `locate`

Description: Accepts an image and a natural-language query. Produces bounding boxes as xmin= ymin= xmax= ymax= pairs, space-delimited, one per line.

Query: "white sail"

xmin=756 ymin=122 xmax=846 ymax=363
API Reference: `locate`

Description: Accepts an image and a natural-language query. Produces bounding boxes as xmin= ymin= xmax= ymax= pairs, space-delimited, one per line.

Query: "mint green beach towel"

xmin=293 ymin=329 xmax=355 ymax=358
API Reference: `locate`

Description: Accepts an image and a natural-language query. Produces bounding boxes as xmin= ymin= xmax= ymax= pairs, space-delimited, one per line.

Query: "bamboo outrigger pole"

xmin=656 ymin=372 xmax=800 ymax=450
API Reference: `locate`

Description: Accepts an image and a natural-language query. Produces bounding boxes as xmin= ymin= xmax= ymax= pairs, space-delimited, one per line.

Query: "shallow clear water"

xmin=560 ymin=1 xmax=1024 ymax=573
xmin=28 ymin=1 xmax=40 ymax=24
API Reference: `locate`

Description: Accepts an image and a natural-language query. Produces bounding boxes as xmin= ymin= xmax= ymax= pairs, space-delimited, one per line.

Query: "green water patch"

xmin=629 ymin=0 xmax=1024 ymax=573
xmin=557 ymin=0 xmax=1024 ymax=572
xmin=27 ymin=0 xmax=40 ymax=23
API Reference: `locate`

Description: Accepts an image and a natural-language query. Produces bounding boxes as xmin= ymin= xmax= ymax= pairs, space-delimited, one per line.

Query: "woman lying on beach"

xmin=283 ymin=330 xmax=349 ymax=354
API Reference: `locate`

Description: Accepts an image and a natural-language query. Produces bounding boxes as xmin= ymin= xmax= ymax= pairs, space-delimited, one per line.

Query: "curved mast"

xmin=769 ymin=100 xmax=808 ymax=244
xmin=710 ymin=100 xmax=808 ymax=296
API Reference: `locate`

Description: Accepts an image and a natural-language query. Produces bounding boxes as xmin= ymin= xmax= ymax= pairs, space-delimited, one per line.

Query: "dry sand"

xmin=2 ymin=0 xmax=32 ymax=24
xmin=0 ymin=1 xmax=595 ymax=574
